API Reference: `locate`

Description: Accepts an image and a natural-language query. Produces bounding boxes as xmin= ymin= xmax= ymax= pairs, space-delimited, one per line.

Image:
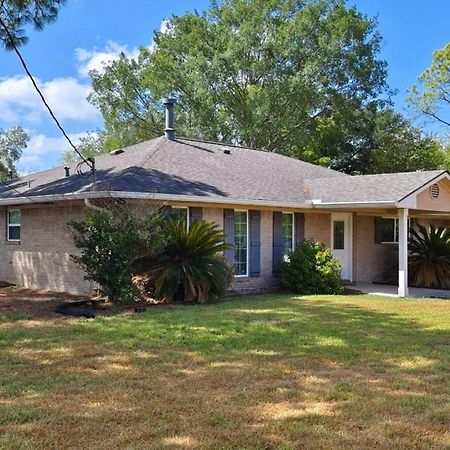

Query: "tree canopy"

xmin=0 ymin=0 xmax=67 ymax=49
xmin=81 ymin=0 xmax=446 ymax=174
xmin=0 ymin=126 xmax=29 ymax=179
xmin=369 ymin=109 xmax=446 ymax=174
xmin=408 ymin=42 xmax=450 ymax=130
xmin=88 ymin=0 xmax=391 ymax=171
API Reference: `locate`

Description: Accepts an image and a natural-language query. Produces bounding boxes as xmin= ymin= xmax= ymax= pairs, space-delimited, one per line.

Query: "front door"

xmin=331 ymin=213 xmax=353 ymax=281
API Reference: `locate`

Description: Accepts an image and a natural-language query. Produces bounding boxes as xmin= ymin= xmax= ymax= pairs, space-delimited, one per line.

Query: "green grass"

xmin=0 ymin=294 xmax=449 ymax=449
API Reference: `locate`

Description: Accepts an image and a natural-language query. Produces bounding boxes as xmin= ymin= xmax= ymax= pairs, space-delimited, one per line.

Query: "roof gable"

xmin=304 ymin=171 xmax=448 ymax=205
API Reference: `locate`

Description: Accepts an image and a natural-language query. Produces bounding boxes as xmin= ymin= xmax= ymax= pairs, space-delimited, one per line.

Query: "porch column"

xmin=398 ymin=208 xmax=409 ymax=297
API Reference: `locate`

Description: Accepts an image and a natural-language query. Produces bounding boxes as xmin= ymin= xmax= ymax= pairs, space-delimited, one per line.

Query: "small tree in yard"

xmin=69 ymin=202 xmax=167 ymax=303
xmin=280 ymin=240 xmax=344 ymax=295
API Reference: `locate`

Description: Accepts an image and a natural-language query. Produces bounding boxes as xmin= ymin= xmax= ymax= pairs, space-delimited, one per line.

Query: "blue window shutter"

xmin=223 ymin=209 xmax=235 ymax=265
xmin=294 ymin=213 xmax=305 ymax=248
xmin=189 ymin=207 xmax=203 ymax=224
xmin=160 ymin=205 xmax=172 ymax=219
xmin=249 ymin=210 xmax=261 ymax=278
xmin=273 ymin=211 xmax=283 ymax=273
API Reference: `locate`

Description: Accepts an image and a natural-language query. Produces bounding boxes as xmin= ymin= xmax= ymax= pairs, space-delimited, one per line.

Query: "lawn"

xmin=0 ymin=292 xmax=449 ymax=449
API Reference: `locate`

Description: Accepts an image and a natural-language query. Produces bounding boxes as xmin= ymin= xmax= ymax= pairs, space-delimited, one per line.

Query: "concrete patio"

xmin=352 ymin=283 xmax=450 ymax=299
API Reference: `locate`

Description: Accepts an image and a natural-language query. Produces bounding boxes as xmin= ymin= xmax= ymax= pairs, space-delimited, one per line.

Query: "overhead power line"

xmin=0 ymin=7 xmax=94 ymax=172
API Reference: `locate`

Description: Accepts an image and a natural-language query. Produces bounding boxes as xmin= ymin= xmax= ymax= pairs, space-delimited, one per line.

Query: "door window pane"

xmin=234 ymin=211 xmax=248 ymax=276
xmin=333 ymin=221 xmax=345 ymax=250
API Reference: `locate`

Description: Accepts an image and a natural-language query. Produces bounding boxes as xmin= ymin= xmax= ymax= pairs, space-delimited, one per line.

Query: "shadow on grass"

xmin=0 ymin=294 xmax=449 ymax=448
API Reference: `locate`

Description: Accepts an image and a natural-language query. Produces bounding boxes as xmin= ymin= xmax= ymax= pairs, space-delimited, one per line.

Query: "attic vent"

xmin=110 ymin=149 xmax=124 ymax=156
xmin=223 ymin=149 xmax=231 ymax=155
xmin=430 ymin=183 xmax=440 ymax=200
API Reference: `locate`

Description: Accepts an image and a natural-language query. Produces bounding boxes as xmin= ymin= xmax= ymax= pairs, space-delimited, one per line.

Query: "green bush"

xmin=69 ymin=202 xmax=167 ymax=304
xmin=134 ymin=219 xmax=232 ymax=303
xmin=279 ymin=240 xmax=344 ymax=294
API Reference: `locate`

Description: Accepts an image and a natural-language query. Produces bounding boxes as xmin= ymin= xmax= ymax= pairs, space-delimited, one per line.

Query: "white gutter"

xmin=0 ymin=191 xmax=316 ymax=209
xmin=308 ymin=199 xmax=397 ymax=209
xmin=0 ymin=191 xmax=401 ymax=210
xmin=0 ymin=191 xmax=397 ymax=209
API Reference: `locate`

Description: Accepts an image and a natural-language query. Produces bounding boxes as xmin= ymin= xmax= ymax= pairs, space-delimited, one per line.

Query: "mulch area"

xmin=0 ymin=285 xmax=172 ymax=321
xmin=0 ymin=284 xmax=286 ymax=321
xmin=0 ymin=286 xmax=85 ymax=320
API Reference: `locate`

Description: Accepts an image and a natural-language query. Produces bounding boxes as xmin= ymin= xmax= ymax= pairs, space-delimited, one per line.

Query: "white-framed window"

xmin=171 ymin=206 xmax=189 ymax=230
xmin=234 ymin=210 xmax=249 ymax=277
xmin=377 ymin=217 xmax=412 ymax=244
xmin=7 ymin=209 xmax=21 ymax=241
xmin=281 ymin=212 xmax=294 ymax=255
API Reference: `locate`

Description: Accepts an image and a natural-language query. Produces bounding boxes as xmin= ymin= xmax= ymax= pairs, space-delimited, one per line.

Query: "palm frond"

xmin=134 ymin=219 xmax=232 ymax=303
xmin=409 ymin=225 xmax=450 ymax=289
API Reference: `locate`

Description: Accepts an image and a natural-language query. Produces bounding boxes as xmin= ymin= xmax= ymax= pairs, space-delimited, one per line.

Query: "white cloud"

xmin=75 ymin=20 xmax=170 ymax=77
xmin=75 ymin=40 xmax=140 ymax=77
xmin=0 ymin=75 xmax=99 ymax=125
xmin=17 ymin=132 xmax=88 ymax=173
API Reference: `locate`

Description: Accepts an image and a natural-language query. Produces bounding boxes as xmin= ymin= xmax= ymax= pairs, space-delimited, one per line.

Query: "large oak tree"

xmin=85 ymin=0 xmax=445 ymax=174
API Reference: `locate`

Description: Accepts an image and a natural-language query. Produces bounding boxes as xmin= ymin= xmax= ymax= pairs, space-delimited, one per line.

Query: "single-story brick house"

xmin=0 ymin=100 xmax=449 ymax=297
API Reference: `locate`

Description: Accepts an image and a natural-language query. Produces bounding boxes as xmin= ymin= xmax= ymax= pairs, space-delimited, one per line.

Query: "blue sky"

xmin=0 ymin=0 xmax=448 ymax=172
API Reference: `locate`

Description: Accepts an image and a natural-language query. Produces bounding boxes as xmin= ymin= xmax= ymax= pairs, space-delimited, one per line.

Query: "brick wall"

xmin=202 ymin=207 xmax=223 ymax=228
xmin=354 ymin=215 xmax=396 ymax=283
xmin=304 ymin=213 xmax=331 ymax=247
xmin=7 ymin=203 xmax=445 ymax=294
xmin=0 ymin=204 xmax=94 ymax=295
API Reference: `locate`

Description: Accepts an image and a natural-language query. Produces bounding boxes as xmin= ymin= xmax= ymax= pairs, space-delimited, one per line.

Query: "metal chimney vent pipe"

xmin=64 ymin=166 xmax=70 ymax=177
xmin=163 ymin=97 xmax=177 ymax=140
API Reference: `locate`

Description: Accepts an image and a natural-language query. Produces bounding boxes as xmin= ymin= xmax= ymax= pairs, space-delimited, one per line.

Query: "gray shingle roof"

xmin=303 ymin=171 xmax=446 ymax=204
xmin=0 ymin=136 xmax=445 ymax=207
xmin=0 ymin=136 xmax=346 ymax=204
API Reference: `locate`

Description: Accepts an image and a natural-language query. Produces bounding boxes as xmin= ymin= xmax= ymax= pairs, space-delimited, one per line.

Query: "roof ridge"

xmin=176 ymin=137 xmax=347 ymax=176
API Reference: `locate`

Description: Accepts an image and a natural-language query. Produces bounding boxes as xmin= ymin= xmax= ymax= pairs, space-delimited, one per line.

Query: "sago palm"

xmin=409 ymin=224 xmax=450 ymax=289
xmin=143 ymin=220 xmax=232 ymax=303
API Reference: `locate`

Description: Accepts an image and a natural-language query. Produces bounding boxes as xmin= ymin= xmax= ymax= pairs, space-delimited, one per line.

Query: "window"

xmin=375 ymin=217 xmax=412 ymax=244
xmin=281 ymin=213 xmax=294 ymax=255
xmin=171 ymin=207 xmax=189 ymax=229
xmin=7 ymin=209 xmax=21 ymax=241
xmin=333 ymin=220 xmax=345 ymax=249
xmin=234 ymin=210 xmax=248 ymax=276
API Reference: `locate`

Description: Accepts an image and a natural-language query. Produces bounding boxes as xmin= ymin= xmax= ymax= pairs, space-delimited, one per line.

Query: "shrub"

xmin=134 ymin=219 xmax=232 ymax=303
xmin=409 ymin=224 xmax=450 ymax=289
xmin=69 ymin=202 xmax=167 ymax=303
xmin=279 ymin=240 xmax=344 ymax=294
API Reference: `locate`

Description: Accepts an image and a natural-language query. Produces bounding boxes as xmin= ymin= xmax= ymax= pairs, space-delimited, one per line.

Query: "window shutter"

xmin=223 ymin=209 xmax=235 ymax=265
xmin=294 ymin=212 xmax=305 ymax=248
xmin=189 ymin=207 xmax=203 ymax=224
xmin=160 ymin=205 xmax=172 ymax=219
xmin=249 ymin=210 xmax=261 ymax=278
xmin=374 ymin=217 xmax=383 ymax=244
xmin=273 ymin=211 xmax=283 ymax=273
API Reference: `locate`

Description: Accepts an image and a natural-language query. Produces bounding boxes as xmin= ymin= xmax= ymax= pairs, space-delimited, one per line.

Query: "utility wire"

xmin=0 ymin=177 xmax=40 ymax=203
xmin=0 ymin=8 xmax=94 ymax=171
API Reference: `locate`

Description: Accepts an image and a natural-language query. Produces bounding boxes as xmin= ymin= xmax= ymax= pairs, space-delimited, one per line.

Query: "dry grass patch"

xmin=0 ymin=292 xmax=449 ymax=448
